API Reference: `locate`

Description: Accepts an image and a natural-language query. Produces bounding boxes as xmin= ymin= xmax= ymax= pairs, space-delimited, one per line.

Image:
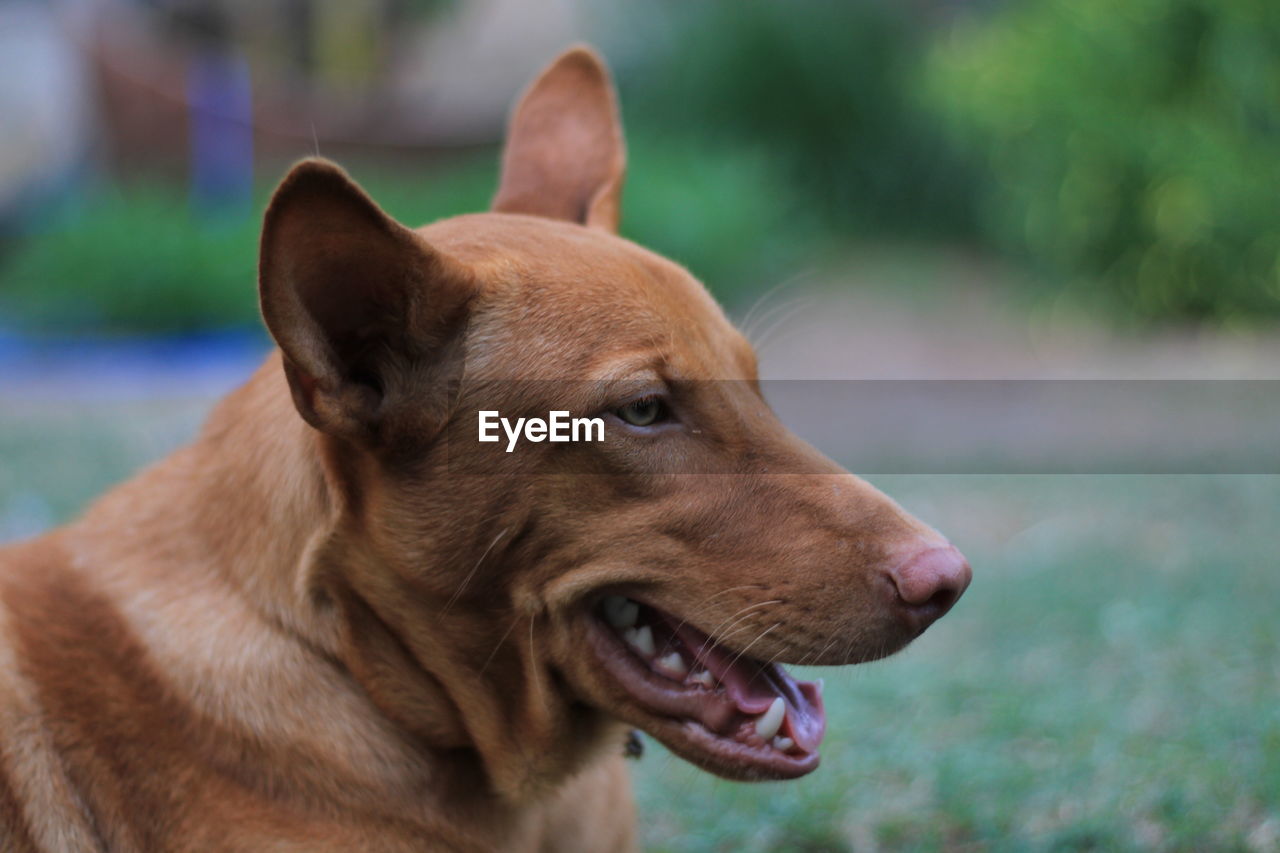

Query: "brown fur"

xmin=0 ymin=46 xmax=966 ymax=851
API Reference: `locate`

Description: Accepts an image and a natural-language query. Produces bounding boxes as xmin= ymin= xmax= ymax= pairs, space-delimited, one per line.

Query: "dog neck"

xmin=64 ymin=353 xmax=615 ymax=811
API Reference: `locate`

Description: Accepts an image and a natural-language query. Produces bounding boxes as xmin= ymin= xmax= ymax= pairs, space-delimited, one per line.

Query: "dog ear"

xmin=491 ymin=45 xmax=626 ymax=232
xmin=259 ymin=158 xmax=475 ymax=441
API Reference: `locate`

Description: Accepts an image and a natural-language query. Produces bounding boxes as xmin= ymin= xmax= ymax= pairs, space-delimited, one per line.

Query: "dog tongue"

xmin=673 ymin=623 xmax=826 ymax=752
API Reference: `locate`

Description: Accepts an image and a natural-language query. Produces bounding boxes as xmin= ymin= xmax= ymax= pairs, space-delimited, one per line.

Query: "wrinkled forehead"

xmin=419 ymin=213 xmax=757 ymax=381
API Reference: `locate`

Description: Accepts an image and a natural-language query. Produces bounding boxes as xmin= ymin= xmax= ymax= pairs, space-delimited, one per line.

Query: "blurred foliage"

xmin=621 ymin=136 xmax=820 ymax=297
xmin=0 ymin=159 xmax=496 ymax=334
xmin=926 ymin=0 xmax=1280 ymax=322
xmin=0 ymin=137 xmax=814 ymax=334
xmin=619 ymin=0 xmax=978 ymax=241
xmin=0 ymin=184 xmax=261 ymax=334
xmin=8 ymin=0 xmax=1280 ymax=332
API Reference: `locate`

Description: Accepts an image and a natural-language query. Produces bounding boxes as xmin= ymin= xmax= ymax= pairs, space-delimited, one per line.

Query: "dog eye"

xmin=616 ymin=396 xmax=666 ymax=427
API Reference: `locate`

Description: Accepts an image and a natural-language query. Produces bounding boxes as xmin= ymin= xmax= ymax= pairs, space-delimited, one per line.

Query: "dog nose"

xmin=887 ymin=544 xmax=971 ymax=632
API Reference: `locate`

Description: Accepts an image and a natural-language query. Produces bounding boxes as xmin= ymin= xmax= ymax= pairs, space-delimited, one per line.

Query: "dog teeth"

xmin=754 ymin=697 xmax=785 ymax=741
xmin=655 ymin=651 xmax=688 ymax=678
xmin=603 ymin=596 xmax=639 ymax=629
xmin=688 ymin=668 xmax=715 ymax=688
xmin=771 ymin=736 xmax=794 ymax=752
xmin=623 ymin=625 xmax=655 ymax=657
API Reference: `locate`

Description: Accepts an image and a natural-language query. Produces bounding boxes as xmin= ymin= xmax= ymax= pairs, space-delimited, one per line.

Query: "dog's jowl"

xmin=0 ymin=46 xmax=969 ymax=852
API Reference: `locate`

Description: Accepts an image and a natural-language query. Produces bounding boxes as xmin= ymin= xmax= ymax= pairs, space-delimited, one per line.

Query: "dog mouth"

xmin=585 ymin=595 xmax=826 ymax=779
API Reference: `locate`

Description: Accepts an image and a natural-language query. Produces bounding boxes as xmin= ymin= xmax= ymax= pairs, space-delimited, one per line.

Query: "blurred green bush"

xmin=0 ymin=1 xmax=974 ymax=334
xmin=0 ymin=138 xmax=813 ymax=334
xmin=0 ymin=162 xmax=497 ymax=335
xmin=926 ymin=0 xmax=1280 ymax=322
xmin=9 ymin=0 xmax=1279 ymax=333
xmin=619 ymin=0 xmax=977 ymax=241
xmin=1 ymin=185 xmax=262 ymax=334
xmin=620 ymin=135 xmax=821 ymax=297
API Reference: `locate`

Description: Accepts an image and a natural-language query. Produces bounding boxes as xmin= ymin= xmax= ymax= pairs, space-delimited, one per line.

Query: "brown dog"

xmin=0 ymin=46 xmax=969 ymax=851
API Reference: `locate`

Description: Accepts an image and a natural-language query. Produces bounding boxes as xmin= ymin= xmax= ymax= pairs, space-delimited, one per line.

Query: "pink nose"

xmin=888 ymin=544 xmax=971 ymax=632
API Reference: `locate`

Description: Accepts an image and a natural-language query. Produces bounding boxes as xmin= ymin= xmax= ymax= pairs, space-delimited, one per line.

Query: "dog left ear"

xmin=491 ymin=45 xmax=626 ymax=232
xmin=259 ymin=158 xmax=475 ymax=441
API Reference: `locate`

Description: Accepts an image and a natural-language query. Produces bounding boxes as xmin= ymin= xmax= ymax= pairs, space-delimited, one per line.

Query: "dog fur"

xmin=0 ymin=46 xmax=968 ymax=851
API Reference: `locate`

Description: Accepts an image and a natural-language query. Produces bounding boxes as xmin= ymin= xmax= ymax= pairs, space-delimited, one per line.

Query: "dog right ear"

xmin=259 ymin=159 xmax=475 ymax=442
xmin=492 ymin=45 xmax=625 ymax=232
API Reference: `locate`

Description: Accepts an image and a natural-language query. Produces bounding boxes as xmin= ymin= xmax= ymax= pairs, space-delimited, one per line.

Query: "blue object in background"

xmin=0 ymin=326 xmax=270 ymax=402
xmin=187 ymin=50 xmax=253 ymax=216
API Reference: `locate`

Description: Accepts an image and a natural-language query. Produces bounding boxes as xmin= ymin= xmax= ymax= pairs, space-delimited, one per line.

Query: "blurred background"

xmin=1 ymin=0 xmax=1278 ymax=850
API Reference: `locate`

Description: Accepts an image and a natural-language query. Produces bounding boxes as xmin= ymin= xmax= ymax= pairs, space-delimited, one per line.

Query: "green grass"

xmin=0 ymin=401 xmax=209 ymax=539
xmin=2 ymin=404 xmax=1277 ymax=850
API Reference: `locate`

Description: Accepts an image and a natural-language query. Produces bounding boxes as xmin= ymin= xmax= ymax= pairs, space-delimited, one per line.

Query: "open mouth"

xmin=586 ymin=594 xmax=826 ymax=779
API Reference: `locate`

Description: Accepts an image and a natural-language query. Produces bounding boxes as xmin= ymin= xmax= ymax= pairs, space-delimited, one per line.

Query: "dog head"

xmin=258 ymin=47 xmax=969 ymax=792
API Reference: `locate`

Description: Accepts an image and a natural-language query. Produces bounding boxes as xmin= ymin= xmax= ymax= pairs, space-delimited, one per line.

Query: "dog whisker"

xmin=528 ymin=612 xmax=543 ymax=707
xmin=665 ymin=585 xmax=767 ymax=636
xmin=723 ymin=622 xmax=781 ymax=673
xmin=478 ymin=615 xmax=522 ymax=676
xmin=696 ymin=599 xmax=782 ymax=660
xmin=744 ymin=292 xmax=809 ymax=345
xmin=443 ymin=527 xmax=510 ymax=613
xmin=811 ymin=632 xmax=844 ymax=665
xmin=752 ymin=297 xmax=816 ymax=357
xmin=738 ymin=268 xmax=817 ymax=341
xmin=761 ymin=642 xmax=792 ymax=671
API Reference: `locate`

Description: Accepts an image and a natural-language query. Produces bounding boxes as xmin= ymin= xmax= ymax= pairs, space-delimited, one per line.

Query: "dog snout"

xmin=886 ymin=544 xmax=971 ymax=633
